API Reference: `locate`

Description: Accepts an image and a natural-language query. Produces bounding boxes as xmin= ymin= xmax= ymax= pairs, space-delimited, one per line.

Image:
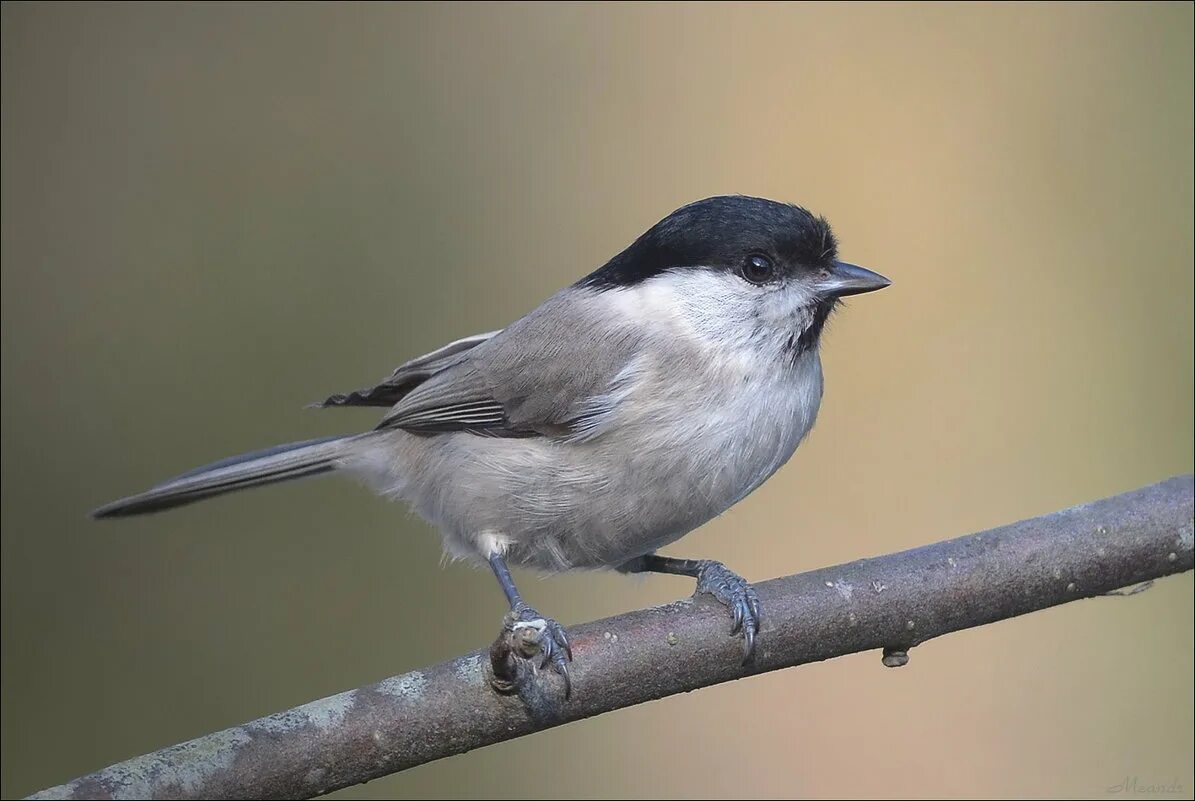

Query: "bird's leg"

xmin=620 ymin=554 xmax=762 ymax=661
xmin=487 ymin=553 xmax=572 ymax=696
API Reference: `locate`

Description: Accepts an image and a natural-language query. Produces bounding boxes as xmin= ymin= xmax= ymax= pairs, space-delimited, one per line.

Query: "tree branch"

xmin=28 ymin=476 xmax=1194 ymax=801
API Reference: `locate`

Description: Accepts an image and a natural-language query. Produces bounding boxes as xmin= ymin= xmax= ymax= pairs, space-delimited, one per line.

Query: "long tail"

xmin=92 ymin=434 xmax=363 ymax=519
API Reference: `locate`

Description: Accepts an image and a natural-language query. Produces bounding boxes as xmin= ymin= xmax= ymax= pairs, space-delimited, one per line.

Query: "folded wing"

xmin=314 ymin=330 xmax=500 ymax=410
xmin=376 ymin=291 xmax=647 ymax=439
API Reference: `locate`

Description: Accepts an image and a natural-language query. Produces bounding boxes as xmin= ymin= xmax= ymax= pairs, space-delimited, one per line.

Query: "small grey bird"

xmin=95 ymin=195 xmax=890 ymax=695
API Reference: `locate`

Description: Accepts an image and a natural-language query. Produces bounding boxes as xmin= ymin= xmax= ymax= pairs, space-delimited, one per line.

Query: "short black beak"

xmin=824 ymin=261 xmax=891 ymax=297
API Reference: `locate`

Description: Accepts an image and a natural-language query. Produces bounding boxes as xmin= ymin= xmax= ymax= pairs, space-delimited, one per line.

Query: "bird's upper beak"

xmin=822 ymin=261 xmax=892 ymax=297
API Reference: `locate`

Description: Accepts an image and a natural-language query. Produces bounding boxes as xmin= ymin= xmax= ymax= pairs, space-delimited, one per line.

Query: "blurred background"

xmin=3 ymin=3 xmax=1192 ymax=798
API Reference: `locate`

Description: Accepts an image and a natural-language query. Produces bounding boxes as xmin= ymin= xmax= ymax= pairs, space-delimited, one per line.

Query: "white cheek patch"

xmin=605 ymin=270 xmax=755 ymax=347
xmin=604 ymin=269 xmax=817 ymax=360
xmin=773 ymin=280 xmax=818 ymax=313
xmin=760 ymin=283 xmax=819 ymax=333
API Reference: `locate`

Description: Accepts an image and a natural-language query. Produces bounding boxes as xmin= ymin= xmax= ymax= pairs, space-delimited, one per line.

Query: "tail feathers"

xmin=93 ymin=435 xmax=358 ymax=519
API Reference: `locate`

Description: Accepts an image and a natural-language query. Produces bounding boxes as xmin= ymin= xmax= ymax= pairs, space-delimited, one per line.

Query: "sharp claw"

xmin=694 ymin=561 xmax=763 ymax=660
xmin=548 ymin=627 xmax=573 ymax=698
xmin=558 ymin=660 xmax=573 ymax=699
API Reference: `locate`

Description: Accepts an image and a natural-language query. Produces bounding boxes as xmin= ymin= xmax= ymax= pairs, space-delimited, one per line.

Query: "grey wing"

xmin=377 ymin=291 xmax=646 ymax=438
xmin=314 ymin=330 xmax=500 ymax=409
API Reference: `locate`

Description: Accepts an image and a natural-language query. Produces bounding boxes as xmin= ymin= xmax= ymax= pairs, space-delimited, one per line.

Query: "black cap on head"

xmin=579 ymin=196 xmax=837 ymax=290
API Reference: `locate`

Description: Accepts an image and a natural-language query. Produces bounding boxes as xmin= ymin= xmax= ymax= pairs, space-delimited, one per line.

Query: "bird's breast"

xmin=588 ymin=348 xmax=824 ymax=536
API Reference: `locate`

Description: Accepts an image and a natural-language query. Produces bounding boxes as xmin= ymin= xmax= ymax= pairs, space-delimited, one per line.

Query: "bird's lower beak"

xmin=823 ymin=261 xmax=892 ymax=297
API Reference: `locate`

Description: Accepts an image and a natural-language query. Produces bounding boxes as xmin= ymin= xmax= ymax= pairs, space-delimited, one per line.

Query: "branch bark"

xmin=27 ymin=475 xmax=1194 ymax=801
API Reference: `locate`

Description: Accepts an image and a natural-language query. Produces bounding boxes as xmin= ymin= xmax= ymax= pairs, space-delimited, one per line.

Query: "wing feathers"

xmin=315 ymin=330 xmax=500 ymax=409
xmin=322 ymin=291 xmax=646 ymax=440
xmin=376 ymin=362 xmax=513 ymax=432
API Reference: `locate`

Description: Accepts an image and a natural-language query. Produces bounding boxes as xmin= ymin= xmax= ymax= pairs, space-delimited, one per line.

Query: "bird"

xmin=93 ymin=195 xmax=890 ymax=697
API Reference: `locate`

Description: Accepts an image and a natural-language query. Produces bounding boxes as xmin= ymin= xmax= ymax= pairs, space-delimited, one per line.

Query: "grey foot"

xmin=510 ymin=604 xmax=573 ymax=696
xmin=695 ymin=561 xmax=762 ymax=662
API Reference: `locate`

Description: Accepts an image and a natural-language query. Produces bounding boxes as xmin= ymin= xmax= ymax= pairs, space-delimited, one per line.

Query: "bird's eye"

xmin=739 ymin=254 xmax=776 ymax=285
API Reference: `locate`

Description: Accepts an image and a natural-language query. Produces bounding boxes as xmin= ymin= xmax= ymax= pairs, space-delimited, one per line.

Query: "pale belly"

xmin=360 ymin=354 xmax=824 ymax=572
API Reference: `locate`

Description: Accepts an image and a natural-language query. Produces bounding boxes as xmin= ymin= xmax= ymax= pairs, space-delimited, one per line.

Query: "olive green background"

xmin=3 ymin=3 xmax=1192 ymax=799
